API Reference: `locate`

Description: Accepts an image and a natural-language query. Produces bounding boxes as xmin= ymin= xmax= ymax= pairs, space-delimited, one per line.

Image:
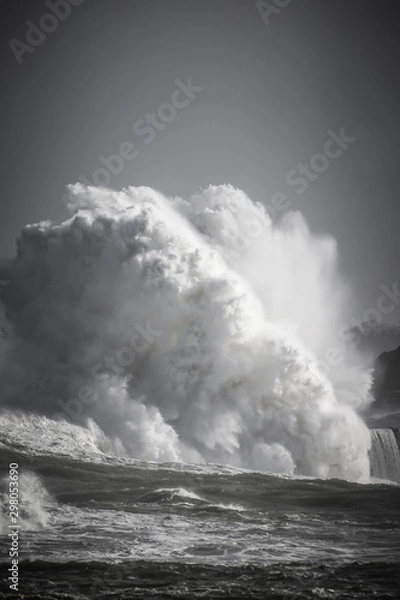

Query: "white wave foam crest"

xmin=0 ymin=471 xmax=52 ymax=534
xmin=0 ymin=410 xmax=126 ymax=460
xmin=137 ymin=487 xmax=244 ymax=512
xmin=0 ymin=184 xmax=372 ymax=480
xmin=137 ymin=487 xmax=203 ymax=504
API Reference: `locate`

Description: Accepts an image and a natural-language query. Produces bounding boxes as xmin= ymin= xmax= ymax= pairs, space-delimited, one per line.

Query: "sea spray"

xmin=0 ymin=184 xmax=372 ymax=479
xmin=0 ymin=471 xmax=52 ymax=534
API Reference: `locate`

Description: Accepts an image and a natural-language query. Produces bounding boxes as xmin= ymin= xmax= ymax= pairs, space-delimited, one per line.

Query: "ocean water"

xmin=1 ymin=185 xmax=399 ymax=597
xmin=1 ymin=419 xmax=400 ymax=599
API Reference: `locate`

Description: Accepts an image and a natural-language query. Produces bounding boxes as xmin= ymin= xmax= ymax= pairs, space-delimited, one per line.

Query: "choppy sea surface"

xmin=1 ymin=421 xmax=400 ymax=599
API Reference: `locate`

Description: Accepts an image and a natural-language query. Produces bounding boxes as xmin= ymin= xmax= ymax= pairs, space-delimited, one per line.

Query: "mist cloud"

xmin=0 ymin=183 xmax=371 ymax=480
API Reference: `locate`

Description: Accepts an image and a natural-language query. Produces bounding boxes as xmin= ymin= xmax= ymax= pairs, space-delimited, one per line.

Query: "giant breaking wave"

xmin=0 ymin=184 xmax=373 ymax=480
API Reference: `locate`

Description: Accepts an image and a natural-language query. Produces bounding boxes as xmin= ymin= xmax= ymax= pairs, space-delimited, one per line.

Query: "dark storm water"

xmin=1 ymin=444 xmax=400 ymax=599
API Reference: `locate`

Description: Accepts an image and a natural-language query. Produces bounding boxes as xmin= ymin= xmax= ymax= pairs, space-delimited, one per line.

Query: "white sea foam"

xmin=0 ymin=184 xmax=372 ymax=480
xmin=0 ymin=471 xmax=53 ymax=534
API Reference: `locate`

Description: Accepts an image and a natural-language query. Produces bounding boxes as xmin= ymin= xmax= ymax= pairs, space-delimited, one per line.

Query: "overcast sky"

xmin=1 ymin=0 xmax=399 ymax=318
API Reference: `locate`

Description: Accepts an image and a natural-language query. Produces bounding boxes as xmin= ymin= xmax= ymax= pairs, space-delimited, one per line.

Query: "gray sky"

xmin=1 ymin=0 xmax=399 ymax=317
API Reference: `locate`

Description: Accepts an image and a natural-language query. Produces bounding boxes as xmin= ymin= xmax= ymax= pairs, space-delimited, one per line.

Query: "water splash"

xmin=0 ymin=184 xmax=372 ymax=480
xmin=0 ymin=471 xmax=53 ymax=534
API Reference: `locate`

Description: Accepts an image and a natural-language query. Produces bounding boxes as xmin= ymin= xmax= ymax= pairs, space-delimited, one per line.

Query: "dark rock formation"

xmin=371 ymin=345 xmax=400 ymax=403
